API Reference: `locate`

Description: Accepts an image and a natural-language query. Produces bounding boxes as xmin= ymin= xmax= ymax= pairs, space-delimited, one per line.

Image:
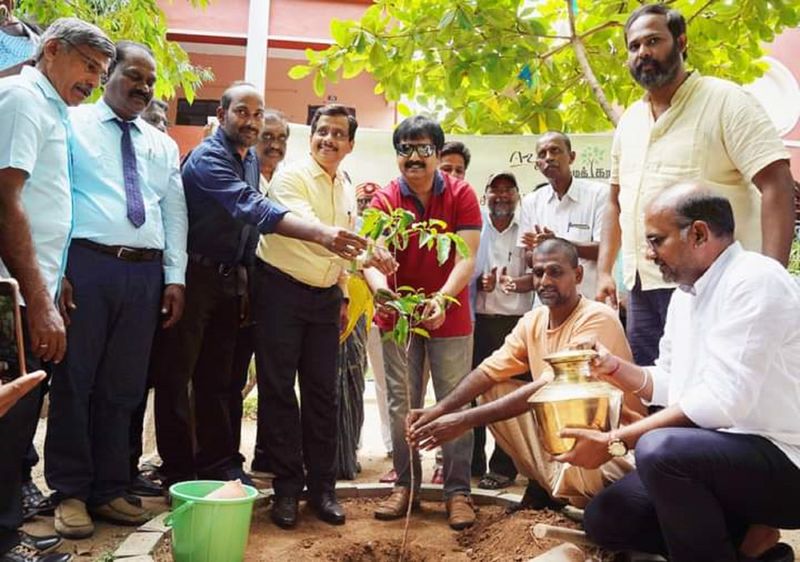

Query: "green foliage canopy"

xmin=290 ymin=0 xmax=800 ymax=134
xmin=17 ymin=0 xmax=213 ymax=102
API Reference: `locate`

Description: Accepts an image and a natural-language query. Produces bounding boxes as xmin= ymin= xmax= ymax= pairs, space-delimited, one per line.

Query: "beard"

xmin=629 ymin=40 xmax=683 ymax=89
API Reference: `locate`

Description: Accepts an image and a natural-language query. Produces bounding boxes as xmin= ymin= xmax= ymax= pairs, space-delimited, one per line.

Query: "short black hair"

xmin=673 ymin=192 xmax=735 ymax=238
xmin=393 ymin=115 xmax=445 ymax=153
xmin=109 ymin=40 xmax=154 ymax=76
xmin=220 ymin=81 xmax=258 ymax=110
xmin=310 ymin=104 xmax=358 ymax=140
xmin=537 ymin=131 xmax=572 ymax=153
xmin=624 ymin=4 xmax=688 ymax=60
xmin=533 ymin=237 xmax=579 ymax=268
xmin=441 ymin=141 xmax=471 ymax=169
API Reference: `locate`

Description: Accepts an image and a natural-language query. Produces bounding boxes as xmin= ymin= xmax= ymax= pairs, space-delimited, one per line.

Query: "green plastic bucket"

xmin=166 ymin=480 xmax=258 ymax=562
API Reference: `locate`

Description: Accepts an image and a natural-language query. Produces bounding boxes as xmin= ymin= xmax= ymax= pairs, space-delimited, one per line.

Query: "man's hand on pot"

xmin=553 ymin=428 xmax=611 ymax=469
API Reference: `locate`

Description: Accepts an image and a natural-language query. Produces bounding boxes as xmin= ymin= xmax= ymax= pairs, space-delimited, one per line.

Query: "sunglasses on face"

xmin=395 ymin=143 xmax=436 ymax=158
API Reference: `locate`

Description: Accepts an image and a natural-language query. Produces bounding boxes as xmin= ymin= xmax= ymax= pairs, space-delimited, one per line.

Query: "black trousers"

xmin=151 ymin=260 xmax=243 ymax=482
xmin=584 ymin=428 xmax=800 ymax=562
xmin=45 ymin=245 xmax=162 ymax=505
xmin=471 ymin=314 xmax=525 ymax=479
xmin=230 ymin=323 xmax=259 ymax=469
xmin=627 ymin=274 xmax=674 ymax=366
xmin=0 ymin=308 xmax=42 ymax=555
xmin=252 ymin=261 xmax=341 ymax=498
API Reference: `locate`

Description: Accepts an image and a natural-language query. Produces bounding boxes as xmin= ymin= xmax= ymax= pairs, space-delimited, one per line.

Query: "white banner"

xmin=286 ymin=123 xmax=614 ymax=195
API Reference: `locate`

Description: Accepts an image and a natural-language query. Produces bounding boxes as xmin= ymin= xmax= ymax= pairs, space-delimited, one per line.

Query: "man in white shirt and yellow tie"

xmin=560 ymin=183 xmax=800 ymax=562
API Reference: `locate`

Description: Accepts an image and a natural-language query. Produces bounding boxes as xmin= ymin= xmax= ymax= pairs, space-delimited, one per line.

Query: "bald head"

xmin=647 ymin=182 xmax=735 ymax=239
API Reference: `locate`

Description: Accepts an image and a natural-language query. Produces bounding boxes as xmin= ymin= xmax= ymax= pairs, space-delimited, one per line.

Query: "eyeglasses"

xmin=64 ymin=39 xmax=108 ymax=84
xmin=396 ymin=143 xmax=436 ymax=158
xmin=314 ymin=127 xmax=349 ymax=141
xmin=261 ymin=132 xmax=288 ymax=144
xmin=645 ymin=224 xmax=691 ymax=252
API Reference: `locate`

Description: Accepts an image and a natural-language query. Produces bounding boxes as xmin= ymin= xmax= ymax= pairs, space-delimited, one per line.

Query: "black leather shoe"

xmin=18 ymin=532 xmax=62 ymax=554
xmin=310 ymin=493 xmax=345 ymax=525
xmin=0 ymin=543 xmax=72 ymax=562
xmin=128 ymin=474 xmax=163 ymax=497
xmin=270 ymin=496 xmax=298 ymax=529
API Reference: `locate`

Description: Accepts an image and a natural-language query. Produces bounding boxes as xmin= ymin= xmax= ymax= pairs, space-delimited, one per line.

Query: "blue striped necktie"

xmin=115 ymin=119 xmax=145 ymax=228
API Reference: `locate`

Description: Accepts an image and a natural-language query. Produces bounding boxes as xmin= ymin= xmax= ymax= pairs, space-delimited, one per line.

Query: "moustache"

xmin=635 ymin=58 xmax=662 ymax=73
xmin=131 ymin=90 xmax=152 ymax=102
xmin=240 ymin=126 xmax=259 ymax=135
xmin=404 ymin=161 xmax=425 ymax=169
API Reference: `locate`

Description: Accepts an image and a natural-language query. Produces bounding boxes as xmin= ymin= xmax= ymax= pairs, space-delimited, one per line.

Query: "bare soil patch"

xmin=233 ymin=497 xmax=580 ymax=561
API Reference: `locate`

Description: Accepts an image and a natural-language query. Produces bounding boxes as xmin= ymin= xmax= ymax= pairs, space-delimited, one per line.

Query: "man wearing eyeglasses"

xmin=366 ymin=115 xmax=482 ymax=530
xmin=40 ymin=40 xmax=185 ymax=539
xmin=0 ymin=16 xmax=113 ymax=562
xmin=150 ymin=88 xmax=371 ymax=497
xmin=253 ymin=104 xmax=395 ymax=529
xmin=232 ymin=108 xmax=290 ymax=482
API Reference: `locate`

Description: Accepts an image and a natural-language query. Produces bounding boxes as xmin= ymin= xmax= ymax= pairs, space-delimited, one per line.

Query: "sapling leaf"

xmin=418 ymin=231 xmax=432 ymax=249
xmin=428 ymin=218 xmax=447 ymax=229
xmin=411 ymin=327 xmax=430 ymax=338
xmin=451 ymin=234 xmax=471 ymax=258
xmin=436 ymin=234 xmax=452 ymax=265
xmin=395 ymin=315 xmax=409 ymax=347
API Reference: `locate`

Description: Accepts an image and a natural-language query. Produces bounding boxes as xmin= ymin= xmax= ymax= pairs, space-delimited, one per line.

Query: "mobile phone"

xmin=0 ymin=278 xmax=26 ymax=383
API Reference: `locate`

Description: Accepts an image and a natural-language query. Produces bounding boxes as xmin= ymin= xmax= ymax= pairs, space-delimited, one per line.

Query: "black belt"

xmin=255 ymin=259 xmax=332 ymax=293
xmin=73 ymin=238 xmax=162 ymax=262
xmin=188 ymin=252 xmax=239 ymax=276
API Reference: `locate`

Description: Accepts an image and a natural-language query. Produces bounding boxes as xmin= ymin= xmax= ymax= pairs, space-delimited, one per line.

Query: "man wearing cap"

xmin=470 ymin=171 xmax=532 ymax=490
xmin=516 ymin=131 xmax=606 ymax=300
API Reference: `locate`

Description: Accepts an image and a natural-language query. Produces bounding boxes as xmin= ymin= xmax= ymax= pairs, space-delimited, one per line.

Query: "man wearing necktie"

xmin=45 ymin=40 xmax=187 ymax=539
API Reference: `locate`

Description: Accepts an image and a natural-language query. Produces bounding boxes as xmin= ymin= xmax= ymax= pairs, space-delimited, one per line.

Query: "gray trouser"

xmin=382 ymin=334 xmax=473 ymax=498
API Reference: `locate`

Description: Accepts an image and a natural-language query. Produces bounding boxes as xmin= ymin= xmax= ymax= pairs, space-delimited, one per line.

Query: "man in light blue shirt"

xmin=45 ymin=40 xmax=187 ymax=540
xmin=0 ymin=16 xmax=114 ymax=562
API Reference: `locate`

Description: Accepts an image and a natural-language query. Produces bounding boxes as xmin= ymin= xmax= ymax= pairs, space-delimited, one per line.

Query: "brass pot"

xmin=527 ymin=349 xmax=623 ymax=455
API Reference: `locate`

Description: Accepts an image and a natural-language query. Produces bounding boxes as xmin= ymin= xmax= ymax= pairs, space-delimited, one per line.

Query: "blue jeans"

xmin=584 ymin=428 xmax=800 ymax=562
xmin=382 ymin=334 xmax=473 ymax=498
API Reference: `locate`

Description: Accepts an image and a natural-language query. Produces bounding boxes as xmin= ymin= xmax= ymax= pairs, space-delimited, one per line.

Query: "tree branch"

xmin=566 ymin=0 xmax=620 ymax=126
xmin=688 ymin=0 xmax=717 ymax=24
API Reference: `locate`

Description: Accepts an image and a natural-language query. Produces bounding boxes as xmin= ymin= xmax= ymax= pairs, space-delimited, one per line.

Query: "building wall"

xmin=765 ymin=28 xmax=800 ymax=179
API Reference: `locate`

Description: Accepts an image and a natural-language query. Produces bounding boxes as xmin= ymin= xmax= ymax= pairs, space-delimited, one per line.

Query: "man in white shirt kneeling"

xmin=558 ymin=182 xmax=800 ymax=562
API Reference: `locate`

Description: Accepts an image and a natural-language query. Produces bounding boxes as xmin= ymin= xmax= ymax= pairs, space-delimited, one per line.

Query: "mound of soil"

xmin=237 ymin=497 xmax=583 ymax=561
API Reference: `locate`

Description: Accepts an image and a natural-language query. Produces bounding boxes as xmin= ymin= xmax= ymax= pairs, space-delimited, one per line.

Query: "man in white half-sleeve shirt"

xmin=518 ymin=131 xmax=606 ymax=300
xmin=558 ymin=183 xmax=800 ymax=562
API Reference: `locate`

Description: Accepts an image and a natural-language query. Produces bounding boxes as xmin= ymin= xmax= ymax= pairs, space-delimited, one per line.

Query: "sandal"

xmin=477 ymin=472 xmax=514 ymax=490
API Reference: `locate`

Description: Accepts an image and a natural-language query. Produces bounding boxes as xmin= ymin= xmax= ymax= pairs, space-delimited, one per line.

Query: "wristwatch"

xmin=607 ymin=433 xmax=628 ymax=458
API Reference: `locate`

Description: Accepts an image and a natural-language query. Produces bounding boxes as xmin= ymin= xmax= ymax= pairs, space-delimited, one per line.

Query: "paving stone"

xmin=353 ymin=483 xmax=393 ymax=498
xmin=114 ymin=532 xmax=163 ymax=558
xmin=492 ymin=491 xmax=522 ymax=508
xmin=137 ymin=512 xmax=169 ymax=533
xmin=115 ymin=556 xmax=155 ymax=562
xmin=418 ymin=484 xmax=443 ymax=502
xmin=526 ymin=543 xmax=584 ymax=561
xmin=471 ymin=488 xmax=504 ymax=506
xmin=335 ymin=482 xmax=359 ymax=499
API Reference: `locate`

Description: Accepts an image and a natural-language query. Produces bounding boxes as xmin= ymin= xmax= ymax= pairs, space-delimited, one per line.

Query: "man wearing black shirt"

xmin=150 ymin=82 xmax=367 ymax=489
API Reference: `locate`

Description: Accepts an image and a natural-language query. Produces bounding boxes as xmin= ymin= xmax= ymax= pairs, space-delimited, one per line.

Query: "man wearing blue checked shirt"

xmin=45 ymin=40 xmax=187 ymax=539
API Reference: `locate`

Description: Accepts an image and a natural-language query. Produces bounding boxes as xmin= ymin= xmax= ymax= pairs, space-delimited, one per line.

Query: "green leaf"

xmin=395 ymin=314 xmax=409 ymax=347
xmin=411 ymin=327 xmax=430 ymax=338
xmin=418 ymin=231 xmax=433 ymax=249
xmin=369 ymin=43 xmax=388 ymax=67
xmin=451 ymin=234 xmax=471 ymax=259
xmin=312 ymin=70 xmax=326 ymax=97
xmin=288 ymin=65 xmax=313 ymax=80
xmin=436 ymin=234 xmax=453 ymax=265
xmin=330 ymin=18 xmax=352 ymax=46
